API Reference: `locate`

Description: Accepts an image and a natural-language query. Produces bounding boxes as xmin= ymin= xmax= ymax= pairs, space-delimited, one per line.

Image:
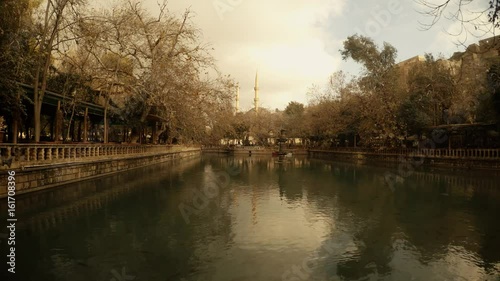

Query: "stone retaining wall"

xmin=309 ymin=149 xmax=500 ymax=170
xmin=0 ymin=148 xmax=200 ymax=198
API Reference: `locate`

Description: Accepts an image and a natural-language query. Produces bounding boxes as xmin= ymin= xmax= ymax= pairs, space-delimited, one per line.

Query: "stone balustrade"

xmin=310 ymin=148 xmax=500 ymax=160
xmin=0 ymin=143 xmax=197 ymax=168
xmin=0 ymin=145 xmax=201 ymax=198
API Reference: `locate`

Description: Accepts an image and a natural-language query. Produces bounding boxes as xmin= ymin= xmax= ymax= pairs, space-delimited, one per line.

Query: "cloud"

xmin=140 ymin=0 xmax=498 ymax=110
xmin=142 ymin=0 xmax=345 ymax=110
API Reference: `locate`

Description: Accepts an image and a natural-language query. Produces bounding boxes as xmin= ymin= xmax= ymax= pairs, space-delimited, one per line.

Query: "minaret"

xmin=235 ymin=83 xmax=240 ymax=115
xmin=254 ymin=71 xmax=259 ymax=113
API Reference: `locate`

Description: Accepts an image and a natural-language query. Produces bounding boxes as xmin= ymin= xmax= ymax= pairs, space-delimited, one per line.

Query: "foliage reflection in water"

xmin=1 ymin=156 xmax=500 ymax=281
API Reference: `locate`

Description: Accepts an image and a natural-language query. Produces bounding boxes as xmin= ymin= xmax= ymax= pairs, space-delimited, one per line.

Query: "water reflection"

xmin=1 ymin=156 xmax=499 ymax=281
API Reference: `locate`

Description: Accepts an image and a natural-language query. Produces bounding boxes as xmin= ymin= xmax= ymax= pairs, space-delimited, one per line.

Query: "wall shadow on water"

xmin=1 ymin=157 xmax=206 ymax=281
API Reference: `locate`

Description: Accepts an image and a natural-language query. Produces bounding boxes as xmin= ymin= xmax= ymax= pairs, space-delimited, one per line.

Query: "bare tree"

xmin=96 ymin=1 xmax=225 ymax=143
xmin=31 ymin=0 xmax=86 ymax=142
xmin=417 ymin=0 xmax=500 ymax=45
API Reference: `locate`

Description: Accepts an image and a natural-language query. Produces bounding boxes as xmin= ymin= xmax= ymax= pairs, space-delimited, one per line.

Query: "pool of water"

xmin=1 ymin=155 xmax=500 ymax=281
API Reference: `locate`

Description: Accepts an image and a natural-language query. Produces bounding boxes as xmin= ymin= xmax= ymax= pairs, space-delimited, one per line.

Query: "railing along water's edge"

xmin=0 ymin=144 xmax=201 ymax=170
xmin=308 ymin=147 xmax=500 ymax=160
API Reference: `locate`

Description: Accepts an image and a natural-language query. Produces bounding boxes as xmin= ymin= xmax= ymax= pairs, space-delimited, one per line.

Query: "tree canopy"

xmin=0 ymin=0 xmax=236 ymax=144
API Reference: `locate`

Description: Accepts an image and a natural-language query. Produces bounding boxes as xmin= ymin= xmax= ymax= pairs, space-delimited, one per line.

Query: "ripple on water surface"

xmin=2 ymin=156 xmax=500 ymax=281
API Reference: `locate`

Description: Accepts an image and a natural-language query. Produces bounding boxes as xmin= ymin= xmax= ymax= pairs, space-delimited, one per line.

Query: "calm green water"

xmin=2 ymin=156 xmax=500 ymax=281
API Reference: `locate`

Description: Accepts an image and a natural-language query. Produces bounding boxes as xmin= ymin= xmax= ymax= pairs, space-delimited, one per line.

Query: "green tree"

xmin=340 ymin=35 xmax=405 ymax=147
xmin=284 ymin=101 xmax=305 ymax=116
xmin=283 ymin=101 xmax=306 ymax=139
xmin=303 ymin=71 xmax=364 ymax=147
xmin=403 ymin=54 xmax=457 ymax=129
xmin=340 ymin=35 xmax=397 ymax=77
xmin=229 ymin=113 xmax=250 ymax=144
xmin=0 ymin=0 xmax=39 ymax=142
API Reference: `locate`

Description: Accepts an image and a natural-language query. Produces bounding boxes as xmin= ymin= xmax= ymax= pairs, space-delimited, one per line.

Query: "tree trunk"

xmin=12 ymin=92 xmax=21 ymax=144
xmin=66 ymin=102 xmax=76 ymax=141
xmin=130 ymin=127 xmax=140 ymax=143
xmin=152 ymin=122 xmax=157 ymax=144
xmin=103 ymin=95 xmax=109 ymax=143
xmin=33 ymin=0 xmax=50 ymax=142
xmin=83 ymin=107 xmax=88 ymax=143
xmin=33 ymin=0 xmax=69 ymax=143
xmin=140 ymin=105 xmax=151 ymax=122
xmin=77 ymin=120 xmax=82 ymax=142
xmin=34 ymin=105 xmax=41 ymax=142
xmin=50 ymin=113 xmax=54 ymax=140
xmin=70 ymin=118 xmax=75 ymax=142
xmin=53 ymin=101 xmax=63 ymax=142
xmin=11 ymin=118 xmax=18 ymax=144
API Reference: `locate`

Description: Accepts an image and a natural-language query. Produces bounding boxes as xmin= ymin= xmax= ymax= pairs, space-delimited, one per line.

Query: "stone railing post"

xmin=37 ymin=147 xmax=44 ymax=161
xmin=25 ymin=147 xmax=31 ymax=161
xmin=47 ymin=147 xmax=53 ymax=160
xmin=6 ymin=146 xmax=12 ymax=159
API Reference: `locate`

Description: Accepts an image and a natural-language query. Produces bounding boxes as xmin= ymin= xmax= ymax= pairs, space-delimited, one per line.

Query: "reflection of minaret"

xmin=246 ymin=158 xmax=257 ymax=225
xmin=232 ymin=190 xmax=238 ymax=206
xmin=254 ymin=71 xmax=259 ymax=113
xmin=252 ymin=185 xmax=258 ymax=225
xmin=235 ymin=83 xmax=240 ymax=115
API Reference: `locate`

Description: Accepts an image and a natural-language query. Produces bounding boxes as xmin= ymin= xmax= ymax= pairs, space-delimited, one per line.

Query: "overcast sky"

xmin=139 ymin=0 xmax=494 ymax=111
